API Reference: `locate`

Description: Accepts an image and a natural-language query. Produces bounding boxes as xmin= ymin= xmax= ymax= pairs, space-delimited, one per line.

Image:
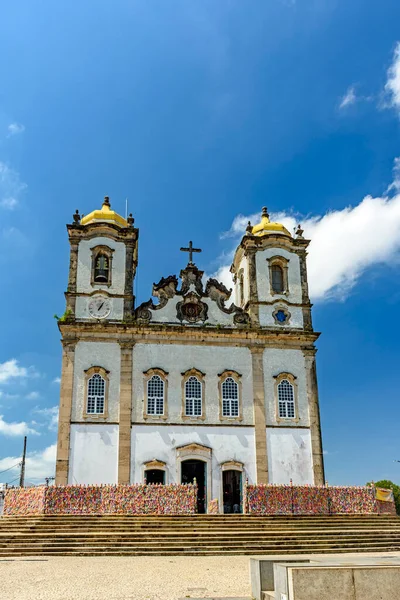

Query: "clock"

xmin=88 ymin=295 xmax=112 ymax=319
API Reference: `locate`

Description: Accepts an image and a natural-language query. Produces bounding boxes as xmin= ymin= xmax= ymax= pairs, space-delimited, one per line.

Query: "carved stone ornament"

xmin=176 ymin=292 xmax=208 ymax=323
xmin=143 ymin=459 xmax=166 ymax=469
xmin=135 ymin=260 xmax=250 ymax=326
xmin=179 ymin=264 xmax=204 ymax=295
xmin=205 ymin=278 xmax=250 ymax=325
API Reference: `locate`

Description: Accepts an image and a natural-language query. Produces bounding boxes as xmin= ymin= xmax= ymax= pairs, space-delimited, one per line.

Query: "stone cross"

xmin=180 ymin=241 xmax=202 ymax=265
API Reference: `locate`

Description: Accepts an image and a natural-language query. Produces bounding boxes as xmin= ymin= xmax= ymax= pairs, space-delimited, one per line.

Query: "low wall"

xmin=245 ymin=484 xmax=379 ymax=515
xmin=4 ymin=483 xmax=197 ymax=516
xmin=3 ymin=487 xmax=46 ymax=515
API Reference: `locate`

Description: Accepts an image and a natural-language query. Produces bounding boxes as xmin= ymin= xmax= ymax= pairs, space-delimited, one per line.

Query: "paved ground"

xmin=0 ymin=555 xmax=251 ymax=600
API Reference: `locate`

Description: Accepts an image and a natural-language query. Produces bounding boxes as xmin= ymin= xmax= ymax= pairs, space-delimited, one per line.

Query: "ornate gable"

xmin=136 ymin=263 xmax=249 ymax=327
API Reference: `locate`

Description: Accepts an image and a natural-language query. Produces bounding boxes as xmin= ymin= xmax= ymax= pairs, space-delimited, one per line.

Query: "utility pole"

xmin=19 ymin=436 xmax=27 ymax=488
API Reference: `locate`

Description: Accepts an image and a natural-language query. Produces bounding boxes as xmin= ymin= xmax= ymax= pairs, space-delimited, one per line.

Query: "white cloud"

xmin=7 ymin=122 xmax=25 ymax=137
xmin=0 ymin=415 xmax=39 ymax=437
xmin=0 ymin=444 xmax=56 ymax=483
xmin=339 ymin=86 xmax=357 ymax=109
xmin=0 ymin=359 xmax=27 ymax=384
xmin=0 ymin=162 xmax=26 ymax=210
xmin=385 ymin=42 xmax=400 ymax=111
xmin=0 ymin=197 xmax=18 ymax=210
xmin=52 ymin=377 xmax=61 ymax=384
xmin=25 ymin=391 xmax=40 ymax=400
xmin=216 ymin=162 xmax=400 ymax=301
xmin=34 ymin=406 xmax=59 ymax=431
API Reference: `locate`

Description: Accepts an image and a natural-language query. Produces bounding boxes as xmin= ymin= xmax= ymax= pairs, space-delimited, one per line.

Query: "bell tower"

xmin=231 ymin=207 xmax=312 ymax=331
xmin=65 ymin=196 xmax=139 ymax=321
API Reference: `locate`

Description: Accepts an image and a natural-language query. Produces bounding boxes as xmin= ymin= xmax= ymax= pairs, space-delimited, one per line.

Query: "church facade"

xmin=55 ymin=198 xmax=324 ymax=513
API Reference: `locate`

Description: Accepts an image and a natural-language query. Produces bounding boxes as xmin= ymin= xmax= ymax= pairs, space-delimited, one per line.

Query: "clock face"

xmin=88 ymin=296 xmax=112 ymax=319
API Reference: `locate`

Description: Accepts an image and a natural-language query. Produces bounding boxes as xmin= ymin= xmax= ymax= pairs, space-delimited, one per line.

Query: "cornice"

xmin=58 ymin=320 xmax=320 ymax=347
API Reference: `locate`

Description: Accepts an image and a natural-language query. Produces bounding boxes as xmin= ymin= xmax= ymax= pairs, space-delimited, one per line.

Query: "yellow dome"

xmin=81 ymin=197 xmax=128 ymax=228
xmin=251 ymin=207 xmax=291 ymax=237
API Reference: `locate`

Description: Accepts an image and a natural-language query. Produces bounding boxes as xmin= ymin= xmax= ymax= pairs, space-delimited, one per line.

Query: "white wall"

xmin=255 ymin=247 xmax=302 ymax=304
xmin=267 ymin=427 xmax=313 ymax=484
xmin=75 ymin=296 xmax=124 ymax=321
xmin=147 ymin=296 xmax=238 ymax=326
xmin=77 ymin=236 xmax=126 ymax=295
xmin=72 ymin=341 xmax=121 ymax=422
xmin=131 ymin=424 xmax=256 ymax=500
xmin=132 ymin=343 xmax=254 ymax=425
xmin=69 ymin=424 xmax=118 ymax=484
xmin=258 ymin=305 xmax=303 ymax=328
xmin=263 ymin=348 xmax=309 ymax=427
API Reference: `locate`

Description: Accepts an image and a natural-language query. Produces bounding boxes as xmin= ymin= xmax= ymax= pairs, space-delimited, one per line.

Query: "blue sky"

xmin=1 ymin=0 xmax=400 ymax=486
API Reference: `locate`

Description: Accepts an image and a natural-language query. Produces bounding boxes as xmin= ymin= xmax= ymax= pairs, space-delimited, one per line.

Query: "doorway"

xmin=222 ymin=470 xmax=242 ymax=513
xmin=145 ymin=469 xmax=165 ymax=484
xmin=181 ymin=459 xmax=206 ymax=513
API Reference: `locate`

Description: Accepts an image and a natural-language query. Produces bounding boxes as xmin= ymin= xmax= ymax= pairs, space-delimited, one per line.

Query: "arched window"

xmin=94 ymin=253 xmax=110 ymax=283
xmin=271 ymin=264 xmax=284 ymax=294
xmin=267 ymin=256 xmax=289 ymax=295
xmin=87 ymin=373 xmax=106 ymax=414
xmin=91 ymin=245 xmax=114 ymax=286
xmin=185 ymin=376 xmax=202 ymax=416
xmin=147 ymin=375 xmax=165 ymax=416
xmin=221 ymin=377 xmax=239 ymax=417
xmin=278 ymin=379 xmax=295 ymax=418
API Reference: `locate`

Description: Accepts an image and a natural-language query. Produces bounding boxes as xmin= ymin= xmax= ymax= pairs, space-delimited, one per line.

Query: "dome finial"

xmin=103 ymin=196 xmax=111 ymax=208
xmin=262 ymin=206 xmax=269 ymax=219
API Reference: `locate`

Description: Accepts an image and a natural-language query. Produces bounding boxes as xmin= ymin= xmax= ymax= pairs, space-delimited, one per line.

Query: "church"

xmin=55 ymin=197 xmax=324 ymax=513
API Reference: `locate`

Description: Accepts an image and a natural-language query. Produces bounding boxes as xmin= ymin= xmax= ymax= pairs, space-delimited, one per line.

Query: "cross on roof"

xmin=180 ymin=240 xmax=202 ymax=265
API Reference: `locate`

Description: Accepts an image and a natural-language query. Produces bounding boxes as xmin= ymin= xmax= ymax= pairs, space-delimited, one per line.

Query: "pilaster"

xmin=118 ymin=342 xmax=134 ymax=484
xmin=251 ymin=347 xmax=269 ymax=484
xmin=55 ymin=340 xmax=76 ymax=485
xmin=298 ymin=249 xmax=313 ymax=331
xmin=303 ymin=348 xmax=325 ymax=485
xmin=247 ymin=249 xmax=260 ymax=326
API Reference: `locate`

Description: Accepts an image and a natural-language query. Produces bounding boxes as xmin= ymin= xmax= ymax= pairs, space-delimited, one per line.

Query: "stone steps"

xmin=0 ymin=514 xmax=398 ymax=556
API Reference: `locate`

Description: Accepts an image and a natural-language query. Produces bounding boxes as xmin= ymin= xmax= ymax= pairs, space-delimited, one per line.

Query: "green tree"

xmin=368 ymin=480 xmax=400 ymax=515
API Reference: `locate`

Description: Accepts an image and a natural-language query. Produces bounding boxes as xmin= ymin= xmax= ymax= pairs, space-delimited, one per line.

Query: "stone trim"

xmin=59 ymin=322 xmax=320 ymax=346
xmin=83 ymin=366 xmax=110 ymax=420
xmin=246 ymin=249 xmax=259 ymax=326
xmin=217 ymin=370 xmax=243 ymax=423
xmin=142 ymin=459 xmax=168 ymax=483
xmin=298 ymin=248 xmax=313 ymax=331
xmin=250 ymin=347 xmax=268 ymax=484
xmin=55 ymin=341 xmax=76 ymax=485
xmin=181 ymin=368 xmax=206 ymax=421
xmin=273 ymin=371 xmax=300 ymax=424
xmin=118 ymin=342 xmax=134 ymax=484
xmin=303 ymin=348 xmax=325 ymax=485
xmin=220 ymin=460 xmax=244 ymax=471
xmin=143 ymin=367 xmax=169 ymax=421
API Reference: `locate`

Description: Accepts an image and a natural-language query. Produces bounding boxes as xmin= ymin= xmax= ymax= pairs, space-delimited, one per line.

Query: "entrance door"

xmin=181 ymin=459 xmax=206 ymax=513
xmin=223 ymin=470 xmax=242 ymax=513
xmin=145 ymin=469 xmax=165 ymax=484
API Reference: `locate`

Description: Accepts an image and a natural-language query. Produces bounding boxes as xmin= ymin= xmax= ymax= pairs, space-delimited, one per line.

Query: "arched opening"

xmin=222 ymin=470 xmax=242 ymax=513
xmin=94 ymin=253 xmax=110 ymax=284
xmin=271 ymin=264 xmax=284 ymax=294
xmin=145 ymin=469 xmax=165 ymax=485
xmin=181 ymin=459 xmax=206 ymax=513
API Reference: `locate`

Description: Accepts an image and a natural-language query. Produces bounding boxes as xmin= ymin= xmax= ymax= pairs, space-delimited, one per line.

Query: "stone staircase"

xmin=0 ymin=514 xmax=400 ymax=556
